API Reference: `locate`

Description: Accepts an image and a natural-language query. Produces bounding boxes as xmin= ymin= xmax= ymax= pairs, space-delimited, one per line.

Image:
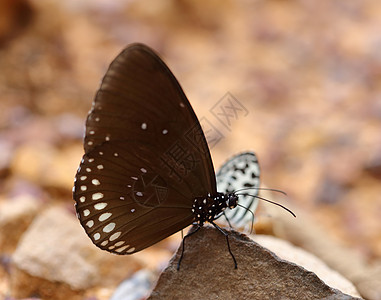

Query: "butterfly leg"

xmin=222 ymin=211 xmax=233 ymax=229
xmin=177 ymin=225 xmax=201 ymax=270
xmin=210 ymin=221 xmax=237 ymax=269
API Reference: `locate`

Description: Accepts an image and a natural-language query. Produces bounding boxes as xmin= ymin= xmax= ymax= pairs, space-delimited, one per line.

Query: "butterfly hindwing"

xmin=73 ymin=44 xmax=216 ymax=254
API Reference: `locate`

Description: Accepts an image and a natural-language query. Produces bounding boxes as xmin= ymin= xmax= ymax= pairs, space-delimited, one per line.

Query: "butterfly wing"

xmin=73 ymin=44 xmax=216 ymax=254
xmin=216 ymin=152 xmax=260 ymax=232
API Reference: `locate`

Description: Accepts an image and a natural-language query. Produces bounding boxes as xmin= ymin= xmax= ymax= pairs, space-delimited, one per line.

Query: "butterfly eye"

xmin=228 ymin=194 xmax=239 ymax=208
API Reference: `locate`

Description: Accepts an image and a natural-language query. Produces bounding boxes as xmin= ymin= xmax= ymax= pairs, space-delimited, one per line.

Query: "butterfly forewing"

xmin=73 ymin=44 xmax=216 ymax=254
xmin=216 ymin=152 xmax=260 ymax=232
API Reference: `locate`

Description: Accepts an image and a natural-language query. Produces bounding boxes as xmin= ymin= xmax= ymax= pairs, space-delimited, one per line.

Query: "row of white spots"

xmin=82 ymin=201 xmax=108 ymax=217
xmin=140 ymin=122 xmax=168 ymax=135
xmin=80 ymin=182 xmax=101 ymax=192
xmin=85 ymin=212 xmax=113 ymax=230
xmin=92 ymin=228 xmax=135 ymax=253
xmin=87 ymin=135 xmax=110 ymax=147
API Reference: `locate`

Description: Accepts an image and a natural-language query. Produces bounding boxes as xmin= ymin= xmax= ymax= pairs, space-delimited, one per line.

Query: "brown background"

xmin=1 ymin=0 xmax=380 ymax=297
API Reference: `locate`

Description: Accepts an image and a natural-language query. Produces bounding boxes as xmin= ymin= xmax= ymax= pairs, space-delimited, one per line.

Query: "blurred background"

xmin=0 ymin=0 xmax=380 ymax=299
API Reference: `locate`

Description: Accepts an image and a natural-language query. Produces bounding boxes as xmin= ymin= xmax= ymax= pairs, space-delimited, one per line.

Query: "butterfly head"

xmin=226 ymin=193 xmax=239 ymax=209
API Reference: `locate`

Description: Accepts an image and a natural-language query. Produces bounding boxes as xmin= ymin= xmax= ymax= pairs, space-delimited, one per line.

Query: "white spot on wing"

xmin=127 ymin=247 xmax=135 ymax=253
xmin=86 ymin=220 xmax=94 ymax=228
xmin=116 ymin=245 xmax=128 ymax=253
xmin=93 ymin=233 xmax=100 ymax=240
xmin=92 ymin=179 xmax=100 ymax=185
xmin=92 ymin=193 xmax=104 ymax=200
xmin=103 ymin=222 xmax=115 ymax=233
xmin=110 ymin=231 xmax=121 ymax=241
xmin=99 ymin=212 xmax=112 ymax=221
xmin=94 ymin=202 xmax=107 ymax=210
xmin=83 ymin=209 xmax=90 ymax=216
xmin=141 ymin=123 xmax=147 ymax=130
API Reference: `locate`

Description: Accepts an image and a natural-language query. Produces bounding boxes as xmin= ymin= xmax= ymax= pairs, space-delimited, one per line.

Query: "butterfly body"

xmin=192 ymin=192 xmax=238 ymax=226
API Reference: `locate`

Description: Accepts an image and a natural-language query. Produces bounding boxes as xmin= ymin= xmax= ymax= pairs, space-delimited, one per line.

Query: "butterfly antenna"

xmin=236 ymin=193 xmax=296 ymax=218
xmin=236 ymin=203 xmax=255 ymax=234
xmin=234 ymin=187 xmax=287 ymax=196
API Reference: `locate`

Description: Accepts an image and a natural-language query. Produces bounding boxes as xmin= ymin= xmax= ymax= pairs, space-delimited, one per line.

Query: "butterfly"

xmin=216 ymin=152 xmax=260 ymax=232
xmin=73 ymin=43 xmax=294 ymax=269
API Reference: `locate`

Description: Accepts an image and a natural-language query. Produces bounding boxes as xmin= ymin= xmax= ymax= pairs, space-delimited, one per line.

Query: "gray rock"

xmin=11 ymin=206 xmax=144 ymax=299
xmin=149 ymin=225 xmax=362 ymax=300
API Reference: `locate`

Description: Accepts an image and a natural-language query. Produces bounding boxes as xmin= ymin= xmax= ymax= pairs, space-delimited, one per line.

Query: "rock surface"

xmin=263 ymin=202 xmax=381 ymax=300
xmin=149 ymin=226 xmax=361 ymax=300
xmin=11 ymin=206 xmax=144 ymax=300
xmin=0 ymin=194 xmax=40 ymax=254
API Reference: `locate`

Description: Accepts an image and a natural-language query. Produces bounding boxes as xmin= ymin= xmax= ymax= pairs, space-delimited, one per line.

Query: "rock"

xmin=110 ymin=269 xmax=156 ymax=300
xmin=0 ymin=194 xmax=40 ymax=253
xmin=264 ymin=202 xmax=380 ymax=300
xmin=11 ymin=206 xmax=145 ymax=300
xmin=148 ymin=226 xmax=361 ymax=300
xmin=251 ymin=235 xmax=360 ymax=298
